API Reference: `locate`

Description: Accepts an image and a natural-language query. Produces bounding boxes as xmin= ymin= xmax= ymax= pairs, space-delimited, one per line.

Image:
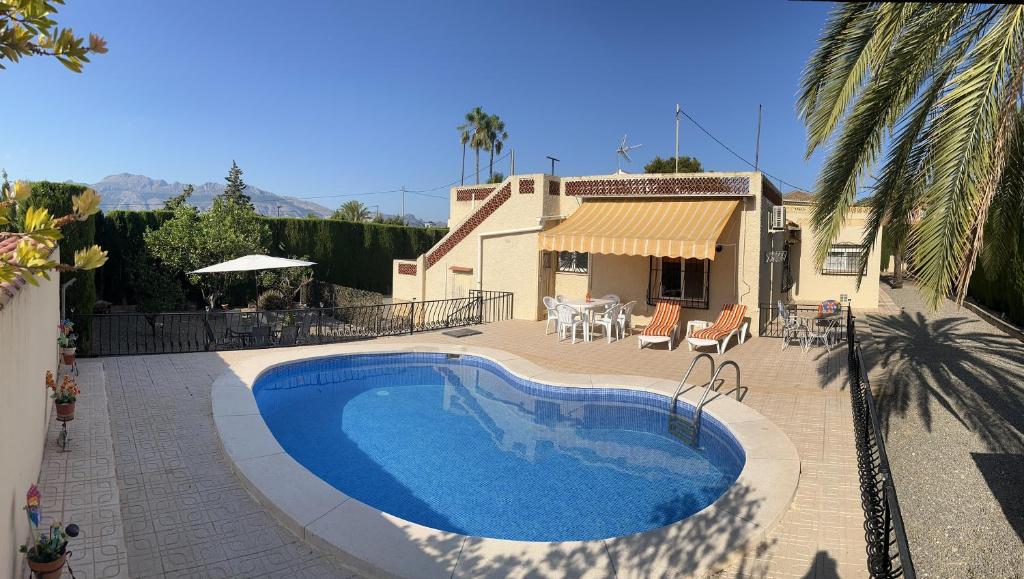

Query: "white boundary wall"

xmin=0 ymin=264 xmax=58 ymax=578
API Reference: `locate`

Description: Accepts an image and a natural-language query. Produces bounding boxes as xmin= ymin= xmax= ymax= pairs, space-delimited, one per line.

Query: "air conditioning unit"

xmin=769 ymin=205 xmax=787 ymax=232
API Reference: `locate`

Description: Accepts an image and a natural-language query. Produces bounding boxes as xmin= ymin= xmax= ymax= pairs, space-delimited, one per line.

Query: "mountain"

xmin=91 ymin=173 xmax=333 ymax=217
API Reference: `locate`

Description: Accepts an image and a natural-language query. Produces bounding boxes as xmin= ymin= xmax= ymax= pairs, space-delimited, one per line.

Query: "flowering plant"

xmin=19 ymin=484 xmax=79 ymax=563
xmin=46 ymin=371 xmax=80 ymax=404
xmin=57 ymin=319 xmax=77 ymax=349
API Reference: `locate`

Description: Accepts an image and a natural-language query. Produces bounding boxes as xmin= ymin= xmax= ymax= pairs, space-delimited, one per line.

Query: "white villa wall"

xmin=0 ymin=262 xmax=59 ymax=579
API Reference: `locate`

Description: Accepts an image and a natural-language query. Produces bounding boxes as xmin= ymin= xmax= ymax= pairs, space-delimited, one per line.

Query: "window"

xmin=556 ymin=251 xmax=589 ymax=273
xmin=822 ymin=244 xmax=866 ymax=275
xmin=647 ymin=257 xmax=710 ymax=309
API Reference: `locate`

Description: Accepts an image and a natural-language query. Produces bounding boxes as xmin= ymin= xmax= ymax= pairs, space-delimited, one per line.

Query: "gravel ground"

xmin=865 ymin=284 xmax=1024 ymax=578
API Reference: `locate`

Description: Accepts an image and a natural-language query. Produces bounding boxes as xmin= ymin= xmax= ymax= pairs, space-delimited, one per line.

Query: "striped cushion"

xmin=640 ymin=300 xmax=681 ymax=337
xmin=692 ymin=304 xmax=747 ymax=341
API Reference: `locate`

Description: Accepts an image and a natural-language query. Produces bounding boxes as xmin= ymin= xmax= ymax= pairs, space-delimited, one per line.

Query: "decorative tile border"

xmin=547 ymin=180 xmax=560 ymax=196
xmin=455 ymin=187 xmax=495 ymax=202
xmin=397 ymin=263 xmax=417 ymax=276
xmin=426 ymin=184 xmax=512 ymax=269
xmin=564 ymin=175 xmax=750 ymax=197
xmin=518 ymin=179 xmax=534 ymax=194
xmin=212 ymin=343 xmax=800 ymax=579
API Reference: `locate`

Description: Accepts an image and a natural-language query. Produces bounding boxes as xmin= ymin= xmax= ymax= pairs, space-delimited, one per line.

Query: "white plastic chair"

xmin=592 ymin=303 xmax=623 ymax=343
xmin=618 ymin=300 xmax=637 ymax=337
xmin=555 ymin=295 xmax=568 ymax=304
xmin=600 ymin=294 xmax=620 ymax=305
xmin=543 ymin=296 xmax=559 ymax=335
xmin=555 ymin=304 xmax=586 ymax=343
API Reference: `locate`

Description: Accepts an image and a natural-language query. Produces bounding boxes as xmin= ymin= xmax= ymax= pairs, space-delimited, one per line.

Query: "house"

xmin=392 ymin=172 xmax=882 ymax=335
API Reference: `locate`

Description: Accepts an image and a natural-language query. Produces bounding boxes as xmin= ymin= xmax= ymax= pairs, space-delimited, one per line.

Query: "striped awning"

xmin=538 ymin=198 xmax=738 ymax=259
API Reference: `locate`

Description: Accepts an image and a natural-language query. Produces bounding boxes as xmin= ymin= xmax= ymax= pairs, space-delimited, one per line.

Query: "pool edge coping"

xmin=211 ymin=342 xmax=801 ymax=579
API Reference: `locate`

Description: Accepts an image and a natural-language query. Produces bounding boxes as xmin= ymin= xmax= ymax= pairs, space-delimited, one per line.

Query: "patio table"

xmin=562 ymin=298 xmax=613 ymax=342
xmin=797 ymin=312 xmax=841 ymax=351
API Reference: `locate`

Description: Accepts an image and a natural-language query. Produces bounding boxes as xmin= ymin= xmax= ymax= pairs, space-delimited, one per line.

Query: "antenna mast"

xmin=754 ymin=104 xmax=762 ymax=172
xmin=675 ymin=104 xmax=681 ymax=173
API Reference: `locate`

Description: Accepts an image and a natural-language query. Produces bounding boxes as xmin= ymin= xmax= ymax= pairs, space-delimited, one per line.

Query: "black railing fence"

xmin=74 ymin=290 xmax=513 ymax=357
xmin=847 ymin=309 xmax=916 ymax=578
xmin=758 ymin=303 xmax=848 ymax=339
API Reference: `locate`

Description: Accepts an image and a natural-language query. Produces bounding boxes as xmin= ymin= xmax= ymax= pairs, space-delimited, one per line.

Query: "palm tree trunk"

xmin=475 ymin=149 xmax=480 ymax=184
xmin=461 ymin=142 xmax=466 ymax=186
xmin=488 ymin=148 xmax=494 ymax=182
xmin=893 ymin=250 xmax=904 ymax=289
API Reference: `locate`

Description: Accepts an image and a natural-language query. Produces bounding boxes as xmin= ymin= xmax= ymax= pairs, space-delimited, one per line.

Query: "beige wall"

xmin=0 ymin=263 xmax=59 ymax=579
xmin=395 ymin=171 xmax=883 ymax=328
xmin=786 ymin=204 xmax=882 ymax=311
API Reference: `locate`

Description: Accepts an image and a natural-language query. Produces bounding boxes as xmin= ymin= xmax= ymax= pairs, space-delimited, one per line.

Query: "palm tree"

xmin=463 ymin=107 xmax=488 ymax=184
xmin=483 ymin=114 xmax=508 ymax=182
xmin=457 ymin=120 xmax=473 ymax=186
xmin=332 ymin=200 xmax=370 ymax=222
xmin=799 ymin=4 xmax=1024 ymax=307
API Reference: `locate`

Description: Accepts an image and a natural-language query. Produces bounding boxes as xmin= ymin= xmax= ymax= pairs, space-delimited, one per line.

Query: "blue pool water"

xmin=254 ymin=353 xmax=745 ymax=541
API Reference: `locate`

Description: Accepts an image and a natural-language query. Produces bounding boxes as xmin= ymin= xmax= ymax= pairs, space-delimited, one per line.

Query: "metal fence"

xmin=846 ymin=309 xmax=916 ymax=578
xmin=758 ymin=303 xmax=848 ymax=339
xmin=74 ymin=290 xmax=513 ymax=357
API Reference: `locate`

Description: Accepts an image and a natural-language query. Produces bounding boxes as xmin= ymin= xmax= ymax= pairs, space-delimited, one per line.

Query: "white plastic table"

xmin=563 ymin=298 xmax=613 ymax=341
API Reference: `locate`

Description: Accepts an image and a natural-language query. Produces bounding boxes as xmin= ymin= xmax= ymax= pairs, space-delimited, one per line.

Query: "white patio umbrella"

xmin=189 ymin=255 xmax=316 ymax=307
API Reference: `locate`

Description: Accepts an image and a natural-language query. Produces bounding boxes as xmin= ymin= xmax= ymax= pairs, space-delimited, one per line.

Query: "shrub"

xmin=257 ymin=289 xmax=289 ymax=311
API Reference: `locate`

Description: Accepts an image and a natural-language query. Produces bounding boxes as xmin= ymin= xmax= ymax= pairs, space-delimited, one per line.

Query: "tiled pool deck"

xmin=42 ymin=322 xmax=866 ymax=578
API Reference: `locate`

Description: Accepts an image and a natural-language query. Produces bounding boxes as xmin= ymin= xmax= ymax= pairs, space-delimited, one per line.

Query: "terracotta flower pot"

xmin=55 ymin=401 xmax=76 ymax=421
xmin=60 ymin=348 xmax=76 ymax=366
xmin=27 ymin=553 xmax=66 ymax=579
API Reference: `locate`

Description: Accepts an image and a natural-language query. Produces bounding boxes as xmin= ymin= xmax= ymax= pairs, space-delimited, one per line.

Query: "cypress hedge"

xmin=22 ymin=182 xmax=97 ymax=318
xmin=265 ymin=217 xmax=446 ymax=294
xmin=92 ymin=211 xmax=446 ymax=305
xmin=95 ymin=210 xmax=175 ymax=305
xmin=968 ymin=257 xmax=1024 ymax=327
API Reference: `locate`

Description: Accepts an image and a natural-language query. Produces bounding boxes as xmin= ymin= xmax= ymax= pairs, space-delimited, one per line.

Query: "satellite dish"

xmin=616 ymin=134 xmax=643 ymax=171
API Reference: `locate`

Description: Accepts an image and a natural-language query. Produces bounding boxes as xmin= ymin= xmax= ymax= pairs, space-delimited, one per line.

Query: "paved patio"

xmin=43 ymin=320 xmax=868 ymax=578
xmin=865 ymin=285 xmax=1024 ymax=578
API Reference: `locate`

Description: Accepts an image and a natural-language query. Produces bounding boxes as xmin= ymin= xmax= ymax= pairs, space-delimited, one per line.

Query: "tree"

xmin=0 ymin=0 xmax=108 ymax=72
xmin=332 ymin=200 xmax=371 ymax=222
xmin=373 ymin=214 xmax=405 ymax=226
xmin=488 ymin=172 xmax=505 ymax=184
xmin=457 ymin=119 xmax=473 ymax=185
xmin=221 ymin=160 xmax=251 ymax=207
xmin=0 ymin=178 xmax=107 ymax=287
xmin=164 ymin=184 xmax=193 ymax=210
xmin=644 ymin=156 xmax=703 ymax=174
xmin=463 ymin=107 xmax=489 ymax=184
xmin=483 ymin=114 xmax=508 ymax=181
xmin=144 ymin=196 xmax=270 ymax=308
xmin=799 ymin=4 xmax=1024 ymax=307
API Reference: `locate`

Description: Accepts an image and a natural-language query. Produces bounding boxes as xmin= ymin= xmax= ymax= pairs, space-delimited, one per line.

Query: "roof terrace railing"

xmin=72 ymin=290 xmax=513 ymax=357
xmin=846 ymin=308 xmax=916 ymax=579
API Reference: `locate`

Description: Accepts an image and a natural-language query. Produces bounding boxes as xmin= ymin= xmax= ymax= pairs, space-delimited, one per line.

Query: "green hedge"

xmin=968 ymin=256 xmax=1024 ymax=327
xmin=95 ymin=210 xmax=175 ymax=305
xmin=22 ymin=182 xmax=97 ymax=318
xmin=265 ymin=217 xmax=446 ymax=294
xmin=92 ymin=211 xmax=446 ymax=305
xmin=21 ymin=182 xmax=97 ymax=350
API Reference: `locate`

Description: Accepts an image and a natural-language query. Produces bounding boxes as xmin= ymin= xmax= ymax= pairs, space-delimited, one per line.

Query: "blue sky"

xmin=0 ymin=0 xmax=832 ymax=220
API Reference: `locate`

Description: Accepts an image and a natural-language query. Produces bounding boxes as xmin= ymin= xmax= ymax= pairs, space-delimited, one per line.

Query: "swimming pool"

xmin=253 ymin=352 xmax=746 ymax=542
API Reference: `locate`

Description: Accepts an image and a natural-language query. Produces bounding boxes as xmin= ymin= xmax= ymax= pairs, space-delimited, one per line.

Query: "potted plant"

xmin=20 ymin=485 xmax=79 ymax=579
xmin=57 ymin=320 xmax=77 ymax=365
xmin=46 ymin=372 xmax=80 ymax=420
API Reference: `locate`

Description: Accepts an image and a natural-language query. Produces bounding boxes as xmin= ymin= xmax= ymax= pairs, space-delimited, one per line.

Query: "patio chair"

xmin=555 ymin=295 xmax=568 ymax=304
xmin=638 ymin=300 xmax=682 ymax=350
xmin=804 ymin=300 xmax=842 ymax=352
xmin=592 ymin=303 xmax=623 ymax=343
xmin=777 ymin=300 xmax=803 ymax=351
xmin=543 ymin=296 xmax=560 ymax=335
xmin=618 ymin=300 xmax=637 ymax=337
xmin=599 ymin=294 xmax=620 ymax=306
xmin=686 ymin=304 xmax=748 ymax=354
xmin=555 ymin=303 xmax=586 ymax=344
